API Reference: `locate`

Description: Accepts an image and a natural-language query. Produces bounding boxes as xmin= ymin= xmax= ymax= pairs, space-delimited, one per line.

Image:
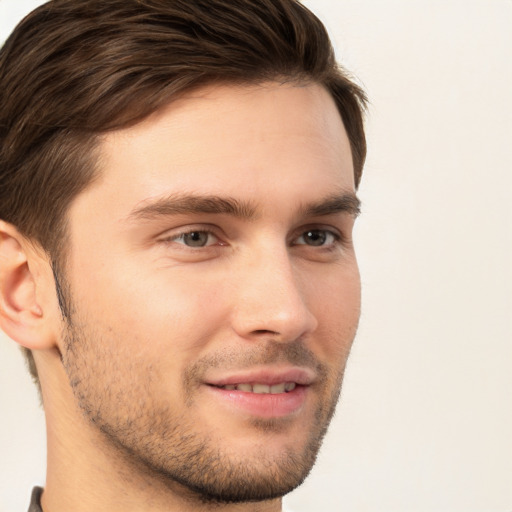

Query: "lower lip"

xmin=205 ymin=385 xmax=308 ymax=418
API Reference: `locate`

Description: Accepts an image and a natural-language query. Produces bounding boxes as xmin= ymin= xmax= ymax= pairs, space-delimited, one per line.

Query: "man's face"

xmin=60 ymin=82 xmax=360 ymax=502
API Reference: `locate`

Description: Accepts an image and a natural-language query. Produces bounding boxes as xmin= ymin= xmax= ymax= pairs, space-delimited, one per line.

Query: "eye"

xmin=294 ymin=229 xmax=338 ymax=247
xmin=168 ymin=230 xmax=219 ymax=247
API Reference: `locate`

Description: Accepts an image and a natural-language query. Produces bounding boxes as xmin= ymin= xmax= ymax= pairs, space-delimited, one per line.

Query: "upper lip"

xmin=205 ymin=367 xmax=316 ymax=387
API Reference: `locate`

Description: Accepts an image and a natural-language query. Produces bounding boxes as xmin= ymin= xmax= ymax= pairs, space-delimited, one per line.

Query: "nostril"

xmin=252 ymin=329 xmax=279 ymax=336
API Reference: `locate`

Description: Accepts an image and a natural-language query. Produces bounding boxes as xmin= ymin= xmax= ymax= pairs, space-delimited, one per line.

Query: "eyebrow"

xmin=127 ymin=193 xmax=257 ymax=222
xmin=126 ymin=191 xmax=361 ymax=223
xmin=300 ymin=193 xmax=361 ymax=218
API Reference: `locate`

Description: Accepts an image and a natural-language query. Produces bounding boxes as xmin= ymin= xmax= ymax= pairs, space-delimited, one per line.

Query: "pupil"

xmin=306 ymin=230 xmax=326 ymax=246
xmin=184 ymin=232 xmax=207 ymax=246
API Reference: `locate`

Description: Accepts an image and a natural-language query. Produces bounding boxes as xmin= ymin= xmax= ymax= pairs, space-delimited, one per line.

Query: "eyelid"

xmin=291 ymin=225 xmax=343 ymax=244
xmin=293 ymin=229 xmax=340 ymax=246
xmin=173 ymin=230 xmax=218 ymax=246
xmin=157 ymin=225 xmax=225 ymax=247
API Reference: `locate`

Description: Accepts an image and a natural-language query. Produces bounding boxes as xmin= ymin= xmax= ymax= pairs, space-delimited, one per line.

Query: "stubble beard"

xmin=59 ymin=300 xmax=350 ymax=505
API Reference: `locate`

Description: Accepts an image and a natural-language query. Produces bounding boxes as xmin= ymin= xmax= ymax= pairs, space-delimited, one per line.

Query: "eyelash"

xmin=292 ymin=229 xmax=342 ymax=248
xmin=160 ymin=227 xmax=344 ymax=250
xmin=162 ymin=228 xmax=221 ymax=248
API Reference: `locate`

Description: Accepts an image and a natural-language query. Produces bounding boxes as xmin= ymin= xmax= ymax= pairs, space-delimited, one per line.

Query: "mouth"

xmin=204 ymin=368 xmax=313 ymax=418
xmin=211 ymin=382 xmax=297 ymax=394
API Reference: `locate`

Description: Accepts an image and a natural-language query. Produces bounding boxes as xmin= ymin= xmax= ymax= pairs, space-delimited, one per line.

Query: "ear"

xmin=0 ymin=220 xmax=60 ymax=350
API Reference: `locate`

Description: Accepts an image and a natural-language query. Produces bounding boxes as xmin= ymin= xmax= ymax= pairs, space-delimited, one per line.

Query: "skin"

xmin=0 ymin=82 xmax=360 ymax=512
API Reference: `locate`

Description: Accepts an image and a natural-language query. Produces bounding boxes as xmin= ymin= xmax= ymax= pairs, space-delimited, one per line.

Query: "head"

xmin=0 ymin=0 xmax=366 ymax=505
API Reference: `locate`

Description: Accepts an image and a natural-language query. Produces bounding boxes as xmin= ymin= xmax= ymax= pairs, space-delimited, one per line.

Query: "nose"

xmin=230 ymin=247 xmax=318 ymax=343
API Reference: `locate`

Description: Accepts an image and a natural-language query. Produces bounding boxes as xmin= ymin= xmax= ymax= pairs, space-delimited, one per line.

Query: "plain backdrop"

xmin=1 ymin=1 xmax=511 ymax=511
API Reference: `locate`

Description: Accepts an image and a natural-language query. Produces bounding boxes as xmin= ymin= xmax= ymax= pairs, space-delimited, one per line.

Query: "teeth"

xmin=270 ymin=383 xmax=286 ymax=393
xmin=253 ymin=384 xmax=270 ymax=394
xmin=218 ymin=382 xmax=297 ymax=394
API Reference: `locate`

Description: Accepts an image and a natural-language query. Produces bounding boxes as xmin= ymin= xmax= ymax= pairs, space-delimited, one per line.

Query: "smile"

xmin=214 ymin=382 xmax=297 ymax=394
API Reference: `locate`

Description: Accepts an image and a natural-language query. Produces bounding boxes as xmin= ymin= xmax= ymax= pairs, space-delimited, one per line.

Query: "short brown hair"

xmin=0 ymin=0 xmax=367 ymax=388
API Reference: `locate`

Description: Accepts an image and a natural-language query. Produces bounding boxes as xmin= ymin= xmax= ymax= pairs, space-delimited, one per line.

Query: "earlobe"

xmin=0 ymin=221 xmax=57 ymax=350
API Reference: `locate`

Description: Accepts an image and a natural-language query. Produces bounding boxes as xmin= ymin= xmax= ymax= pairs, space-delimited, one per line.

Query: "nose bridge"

xmin=231 ymin=243 xmax=318 ymax=341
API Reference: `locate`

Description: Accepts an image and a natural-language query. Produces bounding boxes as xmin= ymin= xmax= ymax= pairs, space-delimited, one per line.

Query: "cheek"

xmin=74 ymin=260 xmax=230 ymax=360
xmin=308 ymin=264 xmax=361 ymax=358
xmin=65 ymin=266 xmax=231 ymax=411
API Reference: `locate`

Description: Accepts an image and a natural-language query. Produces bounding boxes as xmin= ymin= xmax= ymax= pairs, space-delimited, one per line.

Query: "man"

xmin=0 ymin=0 xmax=366 ymax=510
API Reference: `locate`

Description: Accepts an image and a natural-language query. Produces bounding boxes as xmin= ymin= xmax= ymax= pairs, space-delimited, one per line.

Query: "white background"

xmin=1 ymin=1 xmax=511 ymax=511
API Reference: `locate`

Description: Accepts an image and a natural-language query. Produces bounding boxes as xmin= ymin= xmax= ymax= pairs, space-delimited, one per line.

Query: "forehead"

xmin=73 ymin=82 xmax=355 ymax=220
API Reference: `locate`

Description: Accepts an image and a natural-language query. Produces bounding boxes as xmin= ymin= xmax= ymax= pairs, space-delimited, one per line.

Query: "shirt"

xmin=28 ymin=487 xmax=43 ymax=512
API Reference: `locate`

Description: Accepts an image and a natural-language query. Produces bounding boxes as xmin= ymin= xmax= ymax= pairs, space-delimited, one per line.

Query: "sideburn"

xmin=51 ymin=259 xmax=73 ymax=322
